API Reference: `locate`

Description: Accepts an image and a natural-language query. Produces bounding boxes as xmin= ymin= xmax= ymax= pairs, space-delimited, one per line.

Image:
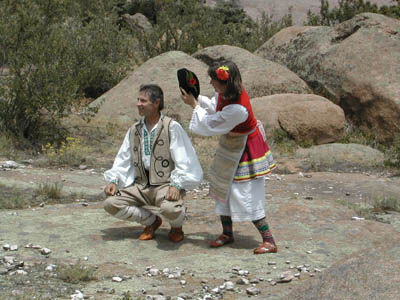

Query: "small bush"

xmin=384 ymin=134 xmax=400 ymax=168
xmin=118 ymin=292 xmax=135 ymax=300
xmin=338 ymin=195 xmax=400 ymax=221
xmin=339 ymin=121 xmax=377 ymax=145
xmin=43 ymin=137 xmax=88 ymax=167
xmin=0 ymin=133 xmax=14 ymax=158
xmin=35 ymin=182 xmax=63 ymax=200
xmin=270 ymin=128 xmax=297 ymax=154
xmin=0 ymin=184 xmax=27 ymax=209
xmin=305 ymin=0 xmax=400 ymax=26
xmin=373 ymin=196 xmax=400 ymax=213
xmin=57 ymin=261 xmax=97 ymax=284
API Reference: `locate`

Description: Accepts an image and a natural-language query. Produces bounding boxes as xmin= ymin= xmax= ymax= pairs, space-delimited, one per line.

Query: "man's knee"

xmin=103 ymin=197 xmax=120 ymax=215
xmin=160 ymin=200 xmax=184 ymax=220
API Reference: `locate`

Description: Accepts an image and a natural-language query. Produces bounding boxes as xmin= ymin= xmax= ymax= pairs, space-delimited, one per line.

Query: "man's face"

xmin=137 ymin=91 xmax=159 ymax=118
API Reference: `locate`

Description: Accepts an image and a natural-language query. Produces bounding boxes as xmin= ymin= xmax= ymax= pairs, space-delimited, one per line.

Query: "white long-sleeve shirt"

xmin=104 ymin=119 xmax=203 ymax=190
xmin=189 ymin=93 xmax=248 ymax=136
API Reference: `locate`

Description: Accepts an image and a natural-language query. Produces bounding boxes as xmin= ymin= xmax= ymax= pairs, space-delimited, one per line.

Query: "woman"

xmin=180 ymin=60 xmax=277 ymax=254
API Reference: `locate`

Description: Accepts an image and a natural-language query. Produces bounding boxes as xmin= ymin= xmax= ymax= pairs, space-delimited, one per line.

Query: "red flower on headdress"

xmin=216 ymin=65 xmax=229 ymax=81
xmin=188 ymin=77 xmax=197 ymax=86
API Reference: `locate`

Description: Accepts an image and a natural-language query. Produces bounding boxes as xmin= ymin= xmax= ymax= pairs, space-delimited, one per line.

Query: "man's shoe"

xmin=168 ymin=227 xmax=184 ymax=243
xmin=138 ymin=216 xmax=162 ymax=240
xmin=253 ymin=241 xmax=278 ymax=254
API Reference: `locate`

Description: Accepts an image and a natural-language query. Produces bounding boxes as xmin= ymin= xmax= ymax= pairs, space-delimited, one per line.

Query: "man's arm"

xmin=168 ymin=121 xmax=203 ymax=193
xmin=103 ymin=129 xmax=135 ymax=193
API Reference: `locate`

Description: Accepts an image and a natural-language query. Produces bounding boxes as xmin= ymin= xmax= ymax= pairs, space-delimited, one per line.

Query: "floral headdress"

xmin=216 ymin=65 xmax=229 ymax=81
xmin=187 ymin=72 xmax=197 ymax=87
xmin=177 ymin=68 xmax=200 ymax=99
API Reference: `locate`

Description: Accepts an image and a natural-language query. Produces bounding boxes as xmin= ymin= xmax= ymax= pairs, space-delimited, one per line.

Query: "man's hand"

xmin=165 ymin=185 xmax=180 ymax=201
xmin=104 ymin=183 xmax=117 ymax=196
xmin=180 ymin=88 xmax=197 ymax=109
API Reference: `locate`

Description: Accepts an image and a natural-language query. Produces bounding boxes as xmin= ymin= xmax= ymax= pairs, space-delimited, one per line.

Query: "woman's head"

xmin=208 ymin=60 xmax=242 ymax=101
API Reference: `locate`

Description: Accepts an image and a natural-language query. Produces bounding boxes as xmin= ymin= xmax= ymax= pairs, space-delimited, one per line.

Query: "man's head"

xmin=137 ymin=84 xmax=164 ymax=118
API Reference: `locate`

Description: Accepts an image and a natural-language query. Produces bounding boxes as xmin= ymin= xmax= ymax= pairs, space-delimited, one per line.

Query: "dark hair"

xmin=139 ymin=84 xmax=164 ymax=111
xmin=208 ymin=60 xmax=243 ymax=101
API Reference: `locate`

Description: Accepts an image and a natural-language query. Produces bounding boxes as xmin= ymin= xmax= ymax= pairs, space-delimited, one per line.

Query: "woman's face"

xmin=210 ymin=78 xmax=227 ymax=94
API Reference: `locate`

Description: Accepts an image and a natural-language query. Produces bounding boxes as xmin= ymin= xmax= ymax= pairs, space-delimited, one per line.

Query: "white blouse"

xmin=189 ymin=93 xmax=248 ymax=136
xmin=104 ymin=119 xmax=203 ymax=190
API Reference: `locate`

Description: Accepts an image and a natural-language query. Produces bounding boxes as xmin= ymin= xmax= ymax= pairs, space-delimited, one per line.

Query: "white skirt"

xmin=214 ymin=177 xmax=266 ymax=222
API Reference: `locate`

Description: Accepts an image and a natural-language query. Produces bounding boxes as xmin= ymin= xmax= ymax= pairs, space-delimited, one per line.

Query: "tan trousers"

xmin=103 ymin=183 xmax=185 ymax=227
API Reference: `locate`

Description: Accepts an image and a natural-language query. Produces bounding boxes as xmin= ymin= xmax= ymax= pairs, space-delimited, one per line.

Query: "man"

xmin=103 ymin=84 xmax=203 ymax=243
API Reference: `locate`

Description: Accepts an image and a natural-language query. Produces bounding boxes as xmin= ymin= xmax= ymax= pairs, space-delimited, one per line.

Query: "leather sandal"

xmin=138 ymin=216 xmax=162 ymax=240
xmin=168 ymin=227 xmax=184 ymax=243
xmin=210 ymin=234 xmax=234 ymax=248
xmin=253 ymin=241 xmax=278 ymax=254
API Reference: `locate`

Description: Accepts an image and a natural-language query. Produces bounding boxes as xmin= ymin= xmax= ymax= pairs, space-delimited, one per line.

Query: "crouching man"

xmin=103 ymin=84 xmax=203 ymax=242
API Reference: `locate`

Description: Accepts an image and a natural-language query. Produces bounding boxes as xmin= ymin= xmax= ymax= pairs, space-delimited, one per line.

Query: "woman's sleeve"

xmin=189 ymin=104 xmax=248 ymax=136
xmin=103 ymin=129 xmax=136 ymax=189
xmin=169 ymin=121 xmax=203 ymax=191
xmin=197 ymin=93 xmax=218 ymax=114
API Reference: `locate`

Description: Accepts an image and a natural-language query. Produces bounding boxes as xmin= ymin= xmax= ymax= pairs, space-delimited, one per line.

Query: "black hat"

xmin=177 ymin=68 xmax=200 ymax=99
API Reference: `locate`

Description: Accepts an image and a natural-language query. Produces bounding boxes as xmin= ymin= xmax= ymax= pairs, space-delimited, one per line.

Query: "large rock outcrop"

xmin=255 ymin=13 xmax=400 ymax=143
xmin=286 ymin=235 xmax=400 ymax=300
xmin=90 ymin=51 xmax=213 ymax=127
xmin=122 ymin=13 xmax=152 ymax=34
xmin=252 ymin=94 xmax=345 ymax=145
xmin=296 ymin=143 xmax=385 ymax=172
xmin=204 ymin=0 xmax=394 ymax=25
xmin=193 ymin=45 xmax=311 ymax=98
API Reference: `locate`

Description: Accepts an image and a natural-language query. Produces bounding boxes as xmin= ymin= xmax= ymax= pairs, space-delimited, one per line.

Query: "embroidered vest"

xmin=129 ymin=116 xmax=174 ymax=186
xmin=217 ymin=89 xmax=257 ymax=134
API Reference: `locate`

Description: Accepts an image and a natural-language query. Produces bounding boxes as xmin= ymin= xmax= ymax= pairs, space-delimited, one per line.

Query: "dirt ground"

xmin=1 ymin=162 xmax=399 ymax=299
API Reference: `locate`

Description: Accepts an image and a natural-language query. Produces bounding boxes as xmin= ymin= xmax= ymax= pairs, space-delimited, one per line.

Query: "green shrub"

xmin=306 ymin=0 xmax=400 ymax=26
xmin=338 ymin=121 xmax=378 ymax=147
xmin=35 ymin=182 xmax=63 ymax=200
xmin=0 ymin=0 xmax=136 ymax=149
xmin=0 ymin=133 xmax=14 ymax=158
xmin=43 ymin=137 xmax=88 ymax=167
xmin=129 ymin=0 xmax=292 ymax=58
xmin=57 ymin=261 xmax=97 ymax=284
xmin=271 ymin=128 xmax=297 ymax=154
xmin=384 ymin=134 xmax=400 ymax=168
xmin=118 ymin=292 xmax=134 ymax=300
xmin=373 ymin=196 xmax=400 ymax=213
xmin=0 ymin=184 xmax=27 ymax=209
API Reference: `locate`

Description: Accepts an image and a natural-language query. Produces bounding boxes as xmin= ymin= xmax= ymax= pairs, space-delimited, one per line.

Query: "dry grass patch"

xmin=57 ymin=261 xmax=97 ymax=284
xmin=35 ymin=182 xmax=63 ymax=200
xmin=0 ymin=184 xmax=27 ymax=209
xmin=338 ymin=196 xmax=400 ymax=221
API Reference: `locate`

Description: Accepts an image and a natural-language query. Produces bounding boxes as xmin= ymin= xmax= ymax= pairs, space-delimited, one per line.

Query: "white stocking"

xmin=114 ymin=206 xmax=156 ymax=226
xmin=165 ymin=208 xmax=185 ymax=228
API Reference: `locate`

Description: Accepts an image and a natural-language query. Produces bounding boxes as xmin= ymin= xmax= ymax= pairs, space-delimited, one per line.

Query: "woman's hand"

xmin=180 ymin=88 xmax=197 ymax=109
